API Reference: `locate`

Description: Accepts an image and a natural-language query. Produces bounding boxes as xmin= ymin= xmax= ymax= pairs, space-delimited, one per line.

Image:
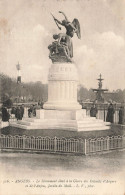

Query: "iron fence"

xmin=0 ymin=134 xmax=84 ymax=154
xmin=85 ymin=135 xmax=125 ymax=154
xmin=0 ymin=134 xmax=125 ymax=155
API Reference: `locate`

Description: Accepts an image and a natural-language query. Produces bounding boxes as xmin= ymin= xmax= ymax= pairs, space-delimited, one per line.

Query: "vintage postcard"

xmin=0 ymin=0 xmax=125 ymax=194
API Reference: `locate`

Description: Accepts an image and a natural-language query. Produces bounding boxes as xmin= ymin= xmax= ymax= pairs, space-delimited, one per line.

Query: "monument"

xmin=10 ymin=11 xmax=110 ymax=131
xmin=44 ymin=11 xmax=81 ymax=110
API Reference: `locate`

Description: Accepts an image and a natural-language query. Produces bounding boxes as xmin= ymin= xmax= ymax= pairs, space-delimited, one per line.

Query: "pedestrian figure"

xmin=90 ymin=104 xmax=98 ymax=117
xmin=11 ymin=107 xmax=16 ymax=115
xmin=106 ymin=103 xmax=115 ymax=123
xmin=118 ymin=106 xmax=124 ymax=124
xmin=20 ymin=104 xmax=24 ymax=119
xmin=15 ymin=106 xmax=22 ymax=120
xmin=11 ymin=106 xmax=16 ymax=120
xmin=2 ymin=106 xmax=10 ymax=122
xmin=32 ymin=105 xmax=36 ymax=117
xmin=28 ymin=106 xmax=33 ymax=118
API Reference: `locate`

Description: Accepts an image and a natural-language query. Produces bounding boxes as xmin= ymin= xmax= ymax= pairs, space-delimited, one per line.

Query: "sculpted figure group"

xmin=48 ymin=11 xmax=81 ymax=63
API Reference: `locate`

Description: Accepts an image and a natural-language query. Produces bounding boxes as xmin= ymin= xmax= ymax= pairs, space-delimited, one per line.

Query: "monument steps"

xmin=9 ymin=108 xmax=111 ymax=132
xmin=22 ymin=118 xmax=77 ymax=124
xmin=77 ymin=118 xmax=104 ymax=123
xmin=10 ymin=122 xmax=77 ymax=130
xmin=10 ymin=114 xmax=110 ymax=131
xmin=22 ymin=118 xmax=43 ymax=122
xmin=16 ymin=121 xmax=76 ymax=127
xmin=77 ymin=126 xmax=110 ymax=131
xmin=77 ymin=122 xmax=106 ymax=128
xmin=22 ymin=117 xmax=103 ymax=123
xmin=16 ymin=118 xmax=110 ymax=128
xmin=10 ymin=121 xmax=110 ymax=131
xmin=9 ymin=122 xmax=30 ymax=130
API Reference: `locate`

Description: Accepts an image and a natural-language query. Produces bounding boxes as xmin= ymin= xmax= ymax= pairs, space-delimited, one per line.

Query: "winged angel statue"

xmin=48 ymin=11 xmax=81 ymax=63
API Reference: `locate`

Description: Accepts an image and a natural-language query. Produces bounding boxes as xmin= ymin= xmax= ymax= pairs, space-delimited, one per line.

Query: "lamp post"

xmin=16 ymin=62 xmax=21 ymax=84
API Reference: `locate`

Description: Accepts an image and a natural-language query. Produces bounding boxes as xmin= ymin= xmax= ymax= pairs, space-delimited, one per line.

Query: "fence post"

xmin=23 ymin=135 xmax=26 ymax=150
xmin=84 ymin=139 xmax=87 ymax=155
xmin=107 ymin=136 xmax=109 ymax=151
xmin=54 ymin=136 xmax=57 ymax=152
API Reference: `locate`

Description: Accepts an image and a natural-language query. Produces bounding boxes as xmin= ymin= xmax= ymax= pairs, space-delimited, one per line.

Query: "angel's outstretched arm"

xmin=59 ymin=11 xmax=69 ymax=21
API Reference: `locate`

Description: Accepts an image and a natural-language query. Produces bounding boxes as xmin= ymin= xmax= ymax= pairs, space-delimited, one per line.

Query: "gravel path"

xmin=0 ymin=150 xmax=125 ymax=195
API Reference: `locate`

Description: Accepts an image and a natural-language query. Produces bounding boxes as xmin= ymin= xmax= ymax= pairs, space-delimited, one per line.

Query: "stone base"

xmin=43 ymin=101 xmax=82 ymax=110
xmin=10 ymin=109 xmax=110 ymax=131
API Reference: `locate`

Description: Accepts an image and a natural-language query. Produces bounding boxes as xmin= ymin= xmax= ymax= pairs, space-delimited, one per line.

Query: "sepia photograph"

xmin=0 ymin=0 xmax=125 ymax=194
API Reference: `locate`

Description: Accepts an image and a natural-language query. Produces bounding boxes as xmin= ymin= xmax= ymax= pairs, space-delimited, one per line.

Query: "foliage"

xmin=0 ymin=73 xmax=125 ymax=103
xmin=0 ymin=73 xmax=48 ymax=103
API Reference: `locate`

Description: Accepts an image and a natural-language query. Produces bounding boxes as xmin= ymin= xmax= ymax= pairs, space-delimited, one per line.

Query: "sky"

xmin=0 ymin=0 xmax=125 ymax=90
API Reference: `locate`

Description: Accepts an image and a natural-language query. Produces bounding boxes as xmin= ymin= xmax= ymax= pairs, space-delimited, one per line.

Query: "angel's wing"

xmin=72 ymin=18 xmax=81 ymax=39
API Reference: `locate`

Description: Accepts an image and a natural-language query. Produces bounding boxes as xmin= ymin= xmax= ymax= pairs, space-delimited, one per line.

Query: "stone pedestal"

xmin=36 ymin=109 xmax=86 ymax=120
xmin=43 ymin=63 xmax=81 ymax=110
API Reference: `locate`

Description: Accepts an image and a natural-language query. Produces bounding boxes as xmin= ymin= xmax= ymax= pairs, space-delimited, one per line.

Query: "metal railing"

xmin=85 ymin=135 xmax=125 ymax=154
xmin=0 ymin=135 xmax=84 ymax=154
xmin=0 ymin=134 xmax=125 ymax=155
